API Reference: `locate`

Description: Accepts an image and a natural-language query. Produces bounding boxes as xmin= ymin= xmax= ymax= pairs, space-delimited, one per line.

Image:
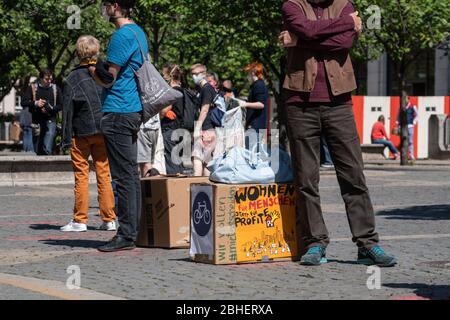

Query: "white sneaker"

xmin=60 ymin=220 xmax=87 ymax=232
xmin=99 ymin=221 xmax=117 ymax=231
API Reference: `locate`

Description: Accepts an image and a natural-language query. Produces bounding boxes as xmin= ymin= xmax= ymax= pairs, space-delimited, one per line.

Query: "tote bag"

xmin=125 ymin=27 xmax=183 ymax=124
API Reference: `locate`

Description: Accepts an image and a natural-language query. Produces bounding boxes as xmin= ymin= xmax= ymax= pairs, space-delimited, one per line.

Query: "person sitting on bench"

xmin=371 ymin=115 xmax=400 ymax=160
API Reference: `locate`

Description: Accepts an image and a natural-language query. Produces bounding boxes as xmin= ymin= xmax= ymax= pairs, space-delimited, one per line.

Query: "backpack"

xmin=181 ymin=88 xmax=200 ymax=132
xmin=210 ymin=93 xmax=227 ymax=128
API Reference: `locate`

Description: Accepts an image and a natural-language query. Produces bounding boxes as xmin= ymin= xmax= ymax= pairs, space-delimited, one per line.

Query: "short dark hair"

xmin=110 ymin=0 xmax=135 ymax=17
xmin=39 ymin=69 xmax=53 ymax=80
xmin=113 ymin=0 xmax=135 ymax=8
xmin=378 ymin=115 xmax=385 ymax=122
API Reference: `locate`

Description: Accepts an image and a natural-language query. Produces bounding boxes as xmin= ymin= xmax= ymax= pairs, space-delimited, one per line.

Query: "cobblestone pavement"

xmin=0 ymin=167 xmax=449 ymax=300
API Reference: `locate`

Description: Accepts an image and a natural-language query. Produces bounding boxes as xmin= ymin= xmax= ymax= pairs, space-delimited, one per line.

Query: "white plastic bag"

xmin=214 ymin=107 xmax=245 ymax=158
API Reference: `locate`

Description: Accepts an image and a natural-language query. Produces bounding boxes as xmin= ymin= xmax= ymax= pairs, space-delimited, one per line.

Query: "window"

xmin=15 ymin=94 xmax=22 ymax=112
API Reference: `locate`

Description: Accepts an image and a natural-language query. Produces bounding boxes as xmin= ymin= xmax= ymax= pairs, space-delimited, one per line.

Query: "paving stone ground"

xmin=0 ymin=167 xmax=449 ymax=300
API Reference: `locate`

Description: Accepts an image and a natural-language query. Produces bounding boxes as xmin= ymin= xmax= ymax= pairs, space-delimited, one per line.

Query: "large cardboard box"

xmin=190 ymin=183 xmax=298 ymax=264
xmin=137 ymin=176 xmax=209 ymax=248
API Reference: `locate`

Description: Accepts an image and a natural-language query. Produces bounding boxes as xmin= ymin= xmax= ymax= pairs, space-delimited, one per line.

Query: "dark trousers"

xmin=101 ymin=112 xmax=142 ymax=242
xmin=286 ymin=103 xmax=379 ymax=254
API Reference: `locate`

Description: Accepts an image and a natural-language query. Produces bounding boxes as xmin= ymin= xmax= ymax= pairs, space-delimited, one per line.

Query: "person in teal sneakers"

xmin=281 ymin=0 xmax=397 ymax=268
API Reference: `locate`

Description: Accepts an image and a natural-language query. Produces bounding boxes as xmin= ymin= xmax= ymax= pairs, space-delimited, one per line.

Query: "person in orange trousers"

xmin=60 ymin=35 xmax=117 ymax=232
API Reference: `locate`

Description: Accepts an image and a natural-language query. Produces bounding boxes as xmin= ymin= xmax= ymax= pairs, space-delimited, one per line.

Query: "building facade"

xmin=367 ymin=48 xmax=450 ymax=97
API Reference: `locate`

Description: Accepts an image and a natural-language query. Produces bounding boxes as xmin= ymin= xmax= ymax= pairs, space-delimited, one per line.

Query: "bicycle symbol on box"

xmin=192 ymin=191 xmax=212 ymax=237
xmin=194 ymin=201 xmax=211 ymax=225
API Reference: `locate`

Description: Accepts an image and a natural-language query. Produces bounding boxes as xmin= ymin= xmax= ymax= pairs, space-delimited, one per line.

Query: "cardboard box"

xmin=190 ymin=183 xmax=298 ymax=264
xmin=137 ymin=176 xmax=209 ymax=248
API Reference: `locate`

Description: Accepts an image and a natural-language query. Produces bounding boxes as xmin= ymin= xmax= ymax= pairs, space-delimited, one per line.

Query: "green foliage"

xmin=0 ymin=113 xmax=16 ymax=123
xmin=135 ymin=0 xmax=258 ymax=91
xmin=1 ymin=0 xmax=449 ymax=101
xmin=0 ymin=0 xmax=112 ymax=96
xmin=137 ymin=0 xmax=286 ymax=95
xmin=354 ymin=0 xmax=450 ymax=72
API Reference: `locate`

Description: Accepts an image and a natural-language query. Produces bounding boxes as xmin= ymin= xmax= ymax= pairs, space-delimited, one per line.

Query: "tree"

xmin=136 ymin=0 xmax=253 ymax=88
xmin=354 ymin=0 xmax=450 ymax=164
xmin=140 ymin=0 xmax=287 ymax=144
xmin=0 ymin=4 xmax=35 ymax=101
xmin=2 ymin=0 xmax=448 ymax=162
xmin=0 ymin=0 xmax=112 ymax=98
xmin=229 ymin=1 xmax=287 ymax=146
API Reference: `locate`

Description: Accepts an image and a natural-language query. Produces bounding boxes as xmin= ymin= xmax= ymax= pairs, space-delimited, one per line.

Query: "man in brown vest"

xmin=281 ymin=0 xmax=397 ymax=267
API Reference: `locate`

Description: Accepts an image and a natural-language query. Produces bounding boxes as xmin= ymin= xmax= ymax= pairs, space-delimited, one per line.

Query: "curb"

xmin=0 ymin=156 xmax=96 ymax=186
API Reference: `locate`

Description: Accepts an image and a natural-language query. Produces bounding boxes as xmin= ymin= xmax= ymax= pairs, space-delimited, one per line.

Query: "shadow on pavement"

xmin=326 ymin=259 xmax=359 ymax=265
xmin=39 ymin=239 xmax=106 ymax=248
xmin=167 ymin=258 xmax=194 ymax=263
xmin=383 ymin=283 xmax=450 ymax=300
xmin=376 ymin=204 xmax=450 ymax=220
xmin=29 ymin=224 xmax=98 ymax=231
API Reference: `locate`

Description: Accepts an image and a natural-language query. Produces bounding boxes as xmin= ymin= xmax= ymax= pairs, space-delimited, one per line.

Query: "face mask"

xmin=193 ymin=74 xmax=204 ymax=85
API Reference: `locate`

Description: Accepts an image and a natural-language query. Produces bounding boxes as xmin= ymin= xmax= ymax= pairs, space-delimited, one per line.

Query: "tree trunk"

xmin=397 ymin=74 xmax=409 ymax=166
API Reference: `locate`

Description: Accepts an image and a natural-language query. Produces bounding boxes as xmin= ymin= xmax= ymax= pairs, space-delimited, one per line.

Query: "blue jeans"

xmin=22 ymin=126 xmax=34 ymax=152
xmin=37 ymin=120 xmax=56 ymax=155
xmin=408 ymin=126 xmax=414 ymax=158
xmin=372 ymin=139 xmax=399 ymax=155
xmin=101 ymin=112 xmax=142 ymax=242
xmin=320 ymin=135 xmax=333 ymax=165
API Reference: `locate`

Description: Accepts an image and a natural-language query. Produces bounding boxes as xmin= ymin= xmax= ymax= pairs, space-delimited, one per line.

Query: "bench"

xmin=360 ymin=144 xmax=387 ymax=161
xmin=0 ymin=140 xmax=22 ymax=152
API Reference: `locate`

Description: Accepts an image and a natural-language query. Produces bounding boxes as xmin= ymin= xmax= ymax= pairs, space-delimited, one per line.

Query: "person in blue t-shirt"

xmin=89 ymin=0 xmax=146 ymax=253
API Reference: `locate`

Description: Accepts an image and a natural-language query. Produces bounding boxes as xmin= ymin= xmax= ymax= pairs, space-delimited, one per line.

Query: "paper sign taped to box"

xmin=190 ymin=183 xmax=298 ymax=264
xmin=234 ymin=185 xmax=297 ymax=262
xmin=190 ymin=185 xmax=214 ymax=259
